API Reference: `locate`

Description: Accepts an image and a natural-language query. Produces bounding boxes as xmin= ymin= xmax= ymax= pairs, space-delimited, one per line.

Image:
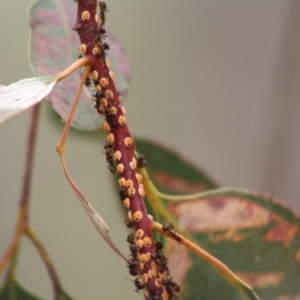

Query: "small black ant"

xmin=134 ymin=278 xmax=145 ymax=291
xmin=136 ymin=154 xmax=147 ymax=168
xmin=129 ymin=268 xmax=138 ymax=276
xmin=125 ymin=219 xmax=134 ymax=228
xmin=103 ymin=42 xmax=110 ymax=50
xmin=98 ymin=1 xmax=108 ymax=26
xmin=118 ymin=186 xmax=128 ymax=200
xmin=162 ymin=276 xmax=180 ymax=294
xmin=99 ymin=1 xmax=108 ymax=12
xmin=103 ymin=141 xmax=116 ymax=173
xmin=162 ymin=223 xmax=181 ymax=242
xmin=106 ymin=113 xmax=117 ymax=128
xmin=126 ymin=233 xmax=135 ymax=244
xmin=155 ymin=240 xmax=163 ymax=251
xmin=127 ymin=260 xmax=138 ymax=269
xmin=129 ymin=244 xmax=138 ymax=256
xmin=93 ymin=90 xmax=104 ymax=98
xmin=94 ymin=99 xmax=101 ymax=110
xmin=107 ymin=165 xmax=116 ymax=174
xmin=103 ymin=142 xmax=113 ymax=151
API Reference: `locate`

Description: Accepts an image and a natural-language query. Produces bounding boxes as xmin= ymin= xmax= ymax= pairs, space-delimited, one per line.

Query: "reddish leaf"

xmin=29 ymin=0 xmax=130 ymax=131
xmin=134 ymin=137 xmax=300 ymax=299
xmin=160 ymin=189 xmax=300 ymax=299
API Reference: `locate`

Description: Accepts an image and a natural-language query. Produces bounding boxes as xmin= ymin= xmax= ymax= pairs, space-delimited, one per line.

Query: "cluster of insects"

xmin=126 ymin=231 xmax=180 ymax=300
xmin=76 ymin=2 xmax=181 ymax=299
xmin=103 ymin=141 xmax=117 ymax=174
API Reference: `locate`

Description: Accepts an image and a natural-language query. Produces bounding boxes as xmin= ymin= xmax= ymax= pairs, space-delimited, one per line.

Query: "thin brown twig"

xmin=25 ymin=226 xmax=64 ymax=297
xmin=0 ymin=104 xmax=41 ymax=275
xmin=0 ymin=104 xmax=67 ymax=299
xmin=20 ymin=103 xmax=41 ymax=219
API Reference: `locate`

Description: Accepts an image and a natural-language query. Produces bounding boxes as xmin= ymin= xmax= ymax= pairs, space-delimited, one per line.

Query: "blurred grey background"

xmin=1 ymin=0 xmax=300 ymax=299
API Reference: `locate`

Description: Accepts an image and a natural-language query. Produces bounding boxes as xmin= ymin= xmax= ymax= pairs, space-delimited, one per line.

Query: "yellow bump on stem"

xmin=107 ymin=133 xmax=115 ymax=144
xmin=124 ymin=137 xmax=133 ymax=147
xmin=132 ymin=157 xmax=137 ymax=166
xmin=121 ymin=106 xmax=126 ymax=115
xmin=99 ymin=77 xmax=108 ymax=87
xmin=118 ymin=177 xmax=126 ymax=186
xmin=102 ymin=121 xmax=110 ymax=132
xmin=105 ymin=90 xmax=113 ymax=99
xmin=135 ymin=173 xmax=143 ymax=182
xmin=136 ymin=229 xmax=144 ymax=239
xmin=133 ymin=210 xmax=142 ymax=222
xmin=100 ymin=97 xmax=108 ymax=107
xmin=109 ymin=71 xmax=116 ymax=80
xmin=123 ymin=198 xmax=130 ymax=208
xmin=143 ymin=236 xmax=152 ymax=247
xmin=81 ymin=11 xmax=90 ymax=21
xmin=118 ymin=115 xmax=126 ymax=126
xmin=135 ymin=239 xmax=144 ymax=249
xmin=139 ymin=254 xmax=147 ymax=262
xmin=96 ymin=84 xmax=101 ymax=91
xmin=148 ymin=268 xmax=157 ymax=279
xmin=95 ymin=14 xmax=101 ymax=24
xmin=162 ymin=291 xmax=169 ymax=300
xmin=79 ymin=43 xmax=87 ymax=55
xmin=129 ymin=160 xmax=136 ymax=170
xmin=144 ymin=252 xmax=151 ymax=262
xmin=127 ymin=187 xmax=136 ymax=197
xmin=114 ymin=150 xmax=122 ymax=161
xmin=92 ymin=47 xmax=101 ymax=56
xmin=109 ymin=107 xmax=117 ymax=115
xmin=98 ymin=105 xmax=105 ymax=114
xmin=142 ymin=273 xmax=148 ymax=284
xmin=92 ymin=70 xmax=98 ymax=80
xmin=148 ymin=214 xmax=154 ymax=220
xmin=106 ymin=59 xmax=112 ymax=68
xmin=138 ymin=187 xmax=145 ymax=197
xmin=127 ymin=211 xmax=133 ymax=221
xmin=126 ymin=179 xmax=134 ymax=188
xmin=117 ymin=163 xmax=124 ymax=174
xmin=155 ymin=278 xmax=163 ymax=288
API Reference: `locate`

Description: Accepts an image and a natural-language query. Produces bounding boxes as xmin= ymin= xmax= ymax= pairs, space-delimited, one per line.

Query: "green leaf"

xmin=157 ymin=188 xmax=300 ymax=300
xmin=0 ymin=279 xmax=42 ymax=300
xmin=0 ymin=278 xmax=75 ymax=300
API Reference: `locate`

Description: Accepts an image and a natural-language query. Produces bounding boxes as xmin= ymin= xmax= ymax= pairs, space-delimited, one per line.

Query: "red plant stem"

xmin=0 ymin=104 xmax=40 ymax=274
xmin=75 ymin=1 xmax=176 ymax=299
xmin=20 ymin=104 xmax=40 ymax=221
xmin=0 ymin=104 xmax=65 ymax=299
